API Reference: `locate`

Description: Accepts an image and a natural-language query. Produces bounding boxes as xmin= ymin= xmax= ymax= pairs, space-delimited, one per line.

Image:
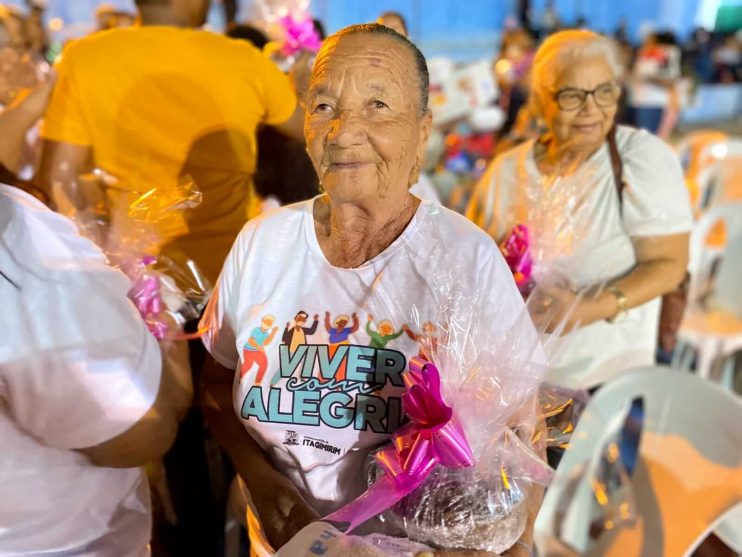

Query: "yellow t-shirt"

xmin=42 ymin=26 xmax=297 ymax=283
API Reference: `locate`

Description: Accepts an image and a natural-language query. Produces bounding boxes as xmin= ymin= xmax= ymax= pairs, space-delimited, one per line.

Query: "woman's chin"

xmin=322 ymin=181 xmax=378 ymax=203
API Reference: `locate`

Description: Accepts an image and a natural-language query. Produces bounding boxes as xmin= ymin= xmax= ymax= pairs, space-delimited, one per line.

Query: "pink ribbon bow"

xmin=325 ymin=357 xmax=474 ymax=533
xmin=278 ymin=15 xmax=322 ymax=58
xmin=500 ymin=223 xmax=533 ymax=295
xmin=128 ymin=255 xmax=169 ymax=340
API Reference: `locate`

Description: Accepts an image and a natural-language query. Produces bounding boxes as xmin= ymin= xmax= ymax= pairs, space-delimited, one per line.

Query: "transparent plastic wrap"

xmin=317 ymin=256 xmax=563 ymax=554
xmin=54 ymin=169 xmax=211 ymax=339
xmin=494 ymin=155 xmax=617 ymax=449
xmin=498 ymin=155 xmax=599 ymax=299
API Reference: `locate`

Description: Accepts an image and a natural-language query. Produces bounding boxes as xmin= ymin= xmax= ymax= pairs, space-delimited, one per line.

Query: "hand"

xmin=367 ymin=314 xmax=373 ymax=322
xmin=313 ymin=314 xmax=319 ymax=321
xmin=286 ymin=322 xmax=290 ymax=329
xmin=248 ymin=469 xmax=320 ymax=550
xmin=352 ymin=312 xmax=358 ymax=319
xmin=325 ymin=311 xmax=330 ymax=318
xmin=271 ymin=326 xmax=278 ymax=334
xmin=529 ymin=284 xmax=609 ymax=335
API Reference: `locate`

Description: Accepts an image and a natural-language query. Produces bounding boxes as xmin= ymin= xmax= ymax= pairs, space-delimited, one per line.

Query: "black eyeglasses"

xmin=554 ymin=83 xmax=621 ymax=111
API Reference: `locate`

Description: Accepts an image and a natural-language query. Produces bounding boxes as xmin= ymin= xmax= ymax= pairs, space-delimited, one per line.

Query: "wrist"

xmin=604 ymin=285 xmax=629 ymax=323
xmin=505 ymin=539 xmax=534 ymax=557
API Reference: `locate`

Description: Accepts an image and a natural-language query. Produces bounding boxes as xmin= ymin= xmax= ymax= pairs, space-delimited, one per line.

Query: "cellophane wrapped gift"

xmin=376 ymin=307 xmax=552 ymax=552
xmin=55 ymin=169 xmax=211 ymax=339
xmin=320 ymin=258 xmax=566 ymax=554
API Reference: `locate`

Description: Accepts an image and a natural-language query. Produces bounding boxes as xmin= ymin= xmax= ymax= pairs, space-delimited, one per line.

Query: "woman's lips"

xmin=573 ymin=123 xmax=600 ymax=133
xmin=328 ymin=162 xmax=372 ymax=170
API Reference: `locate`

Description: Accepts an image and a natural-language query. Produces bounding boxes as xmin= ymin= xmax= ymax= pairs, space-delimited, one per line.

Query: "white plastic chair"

xmin=535 ymin=366 xmax=742 ymax=557
xmin=675 ymin=202 xmax=742 ymax=381
xmin=704 ymin=157 xmax=742 ymax=209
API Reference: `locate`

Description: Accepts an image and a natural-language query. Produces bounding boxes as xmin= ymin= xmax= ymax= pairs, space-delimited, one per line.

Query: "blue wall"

xmin=4 ymin=0 xmax=704 ymax=60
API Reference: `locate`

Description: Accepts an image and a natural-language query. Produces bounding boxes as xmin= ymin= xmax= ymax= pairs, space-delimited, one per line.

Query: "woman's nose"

xmin=328 ymin=110 xmax=365 ymax=147
xmin=579 ymin=93 xmax=600 ymax=115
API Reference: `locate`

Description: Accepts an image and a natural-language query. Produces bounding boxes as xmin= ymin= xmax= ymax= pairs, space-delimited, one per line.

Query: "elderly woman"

xmin=467 ymin=30 xmax=692 ymax=390
xmin=202 ymin=24 xmax=540 ymax=557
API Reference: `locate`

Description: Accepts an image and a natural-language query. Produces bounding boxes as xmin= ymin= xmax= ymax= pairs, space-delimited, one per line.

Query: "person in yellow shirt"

xmin=38 ymin=0 xmax=304 ymax=285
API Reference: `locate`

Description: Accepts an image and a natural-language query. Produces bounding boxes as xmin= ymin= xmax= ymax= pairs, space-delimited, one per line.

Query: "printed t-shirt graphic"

xmin=241 ymin=314 xmax=279 ymax=382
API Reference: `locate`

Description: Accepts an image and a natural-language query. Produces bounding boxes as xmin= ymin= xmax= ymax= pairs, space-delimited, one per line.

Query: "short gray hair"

xmin=530 ymin=29 xmax=624 ymax=117
xmin=316 ymin=23 xmax=429 ymax=115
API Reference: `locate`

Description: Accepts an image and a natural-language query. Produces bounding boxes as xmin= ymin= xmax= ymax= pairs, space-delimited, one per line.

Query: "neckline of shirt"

xmin=302 ymin=194 xmax=428 ymax=271
xmin=523 ymin=137 xmax=611 ymax=179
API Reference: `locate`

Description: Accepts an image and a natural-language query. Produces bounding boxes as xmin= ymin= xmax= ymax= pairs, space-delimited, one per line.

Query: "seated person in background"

xmin=0 ymin=79 xmax=192 ymax=555
xmin=468 ymin=30 xmax=691 ymax=392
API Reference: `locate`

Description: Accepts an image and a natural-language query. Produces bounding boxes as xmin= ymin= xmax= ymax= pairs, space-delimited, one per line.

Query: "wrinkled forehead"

xmin=310 ymin=33 xmax=417 ymax=96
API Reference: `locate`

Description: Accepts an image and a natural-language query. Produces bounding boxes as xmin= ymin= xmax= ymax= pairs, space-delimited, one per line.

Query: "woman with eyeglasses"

xmin=467 ymin=30 xmax=692 ymax=394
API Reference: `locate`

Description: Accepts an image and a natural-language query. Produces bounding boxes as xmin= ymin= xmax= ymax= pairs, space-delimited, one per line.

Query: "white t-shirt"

xmin=0 ymin=184 xmax=162 ymax=556
xmin=468 ymin=126 xmax=693 ymax=389
xmin=409 ymin=174 xmax=441 ymax=204
xmin=201 ymin=197 xmax=540 ymax=552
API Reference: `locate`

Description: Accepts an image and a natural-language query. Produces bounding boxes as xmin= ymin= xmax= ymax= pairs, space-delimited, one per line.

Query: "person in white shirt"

xmin=467 ymin=30 xmax=692 ymax=391
xmin=0 ymin=80 xmax=192 ymax=556
xmin=201 ymin=24 xmax=542 ymax=557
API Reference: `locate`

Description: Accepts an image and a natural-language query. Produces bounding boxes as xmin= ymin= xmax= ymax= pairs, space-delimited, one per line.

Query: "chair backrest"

xmin=687 ymin=201 xmax=742 ymax=305
xmin=675 ymin=130 xmax=728 ymax=177
xmin=722 ymin=138 xmax=742 ymax=157
xmin=714 ymin=231 xmax=742 ymax=317
xmin=703 ymin=157 xmax=742 ymax=210
xmin=535 ymin=366 xmax=742 ymax=557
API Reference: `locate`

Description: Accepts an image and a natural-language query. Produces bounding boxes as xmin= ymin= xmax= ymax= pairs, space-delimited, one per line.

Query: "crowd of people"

xmin=0 ymin=1 xmax=738 ymax=557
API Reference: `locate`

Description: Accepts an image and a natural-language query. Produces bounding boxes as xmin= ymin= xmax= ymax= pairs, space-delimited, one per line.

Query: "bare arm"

xmin=537 ymin=232 xmax=690 ymax=332
xmin=202 ymin=355 xmax=318 ymax=549
xmin=0 ymin=76 xmax=56 ymax=172
xmin=77 ymin=338 xmax=193 ymax=468
xmin=37 ymin=138 xmax=93 ymax=208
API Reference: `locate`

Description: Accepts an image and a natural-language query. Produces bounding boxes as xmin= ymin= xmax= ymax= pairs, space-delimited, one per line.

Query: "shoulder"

xmin=184 ymin=29 xmax=270 ymax=66
xmin=231 ymin=198 xmax=311 ymax=252
xmin=615 ymin=125 xmax=678 ymax=165
xmin=491 ymin=140 xmax=533 ymax=173
xmin=1 ymin=183 xmax=77 ymax=240
xmin=0 ymin=184 xmax=110 ymax=274
xmin=188 ymin=28 xmax=258 ymax=53
xmin=58 ymin=27 xmax=131 ymax=59
xmin=478 ymin=140 xmax=533 ymax=193
xmin=417 ymin=202 xmax=502 ymax=263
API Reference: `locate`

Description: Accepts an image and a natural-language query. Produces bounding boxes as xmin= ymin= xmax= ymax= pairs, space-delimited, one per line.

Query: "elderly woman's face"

xmin=305 ymin=33 xmax=431 ymax=205
xmin=543 ymin=55 xmax=618 ymax=151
